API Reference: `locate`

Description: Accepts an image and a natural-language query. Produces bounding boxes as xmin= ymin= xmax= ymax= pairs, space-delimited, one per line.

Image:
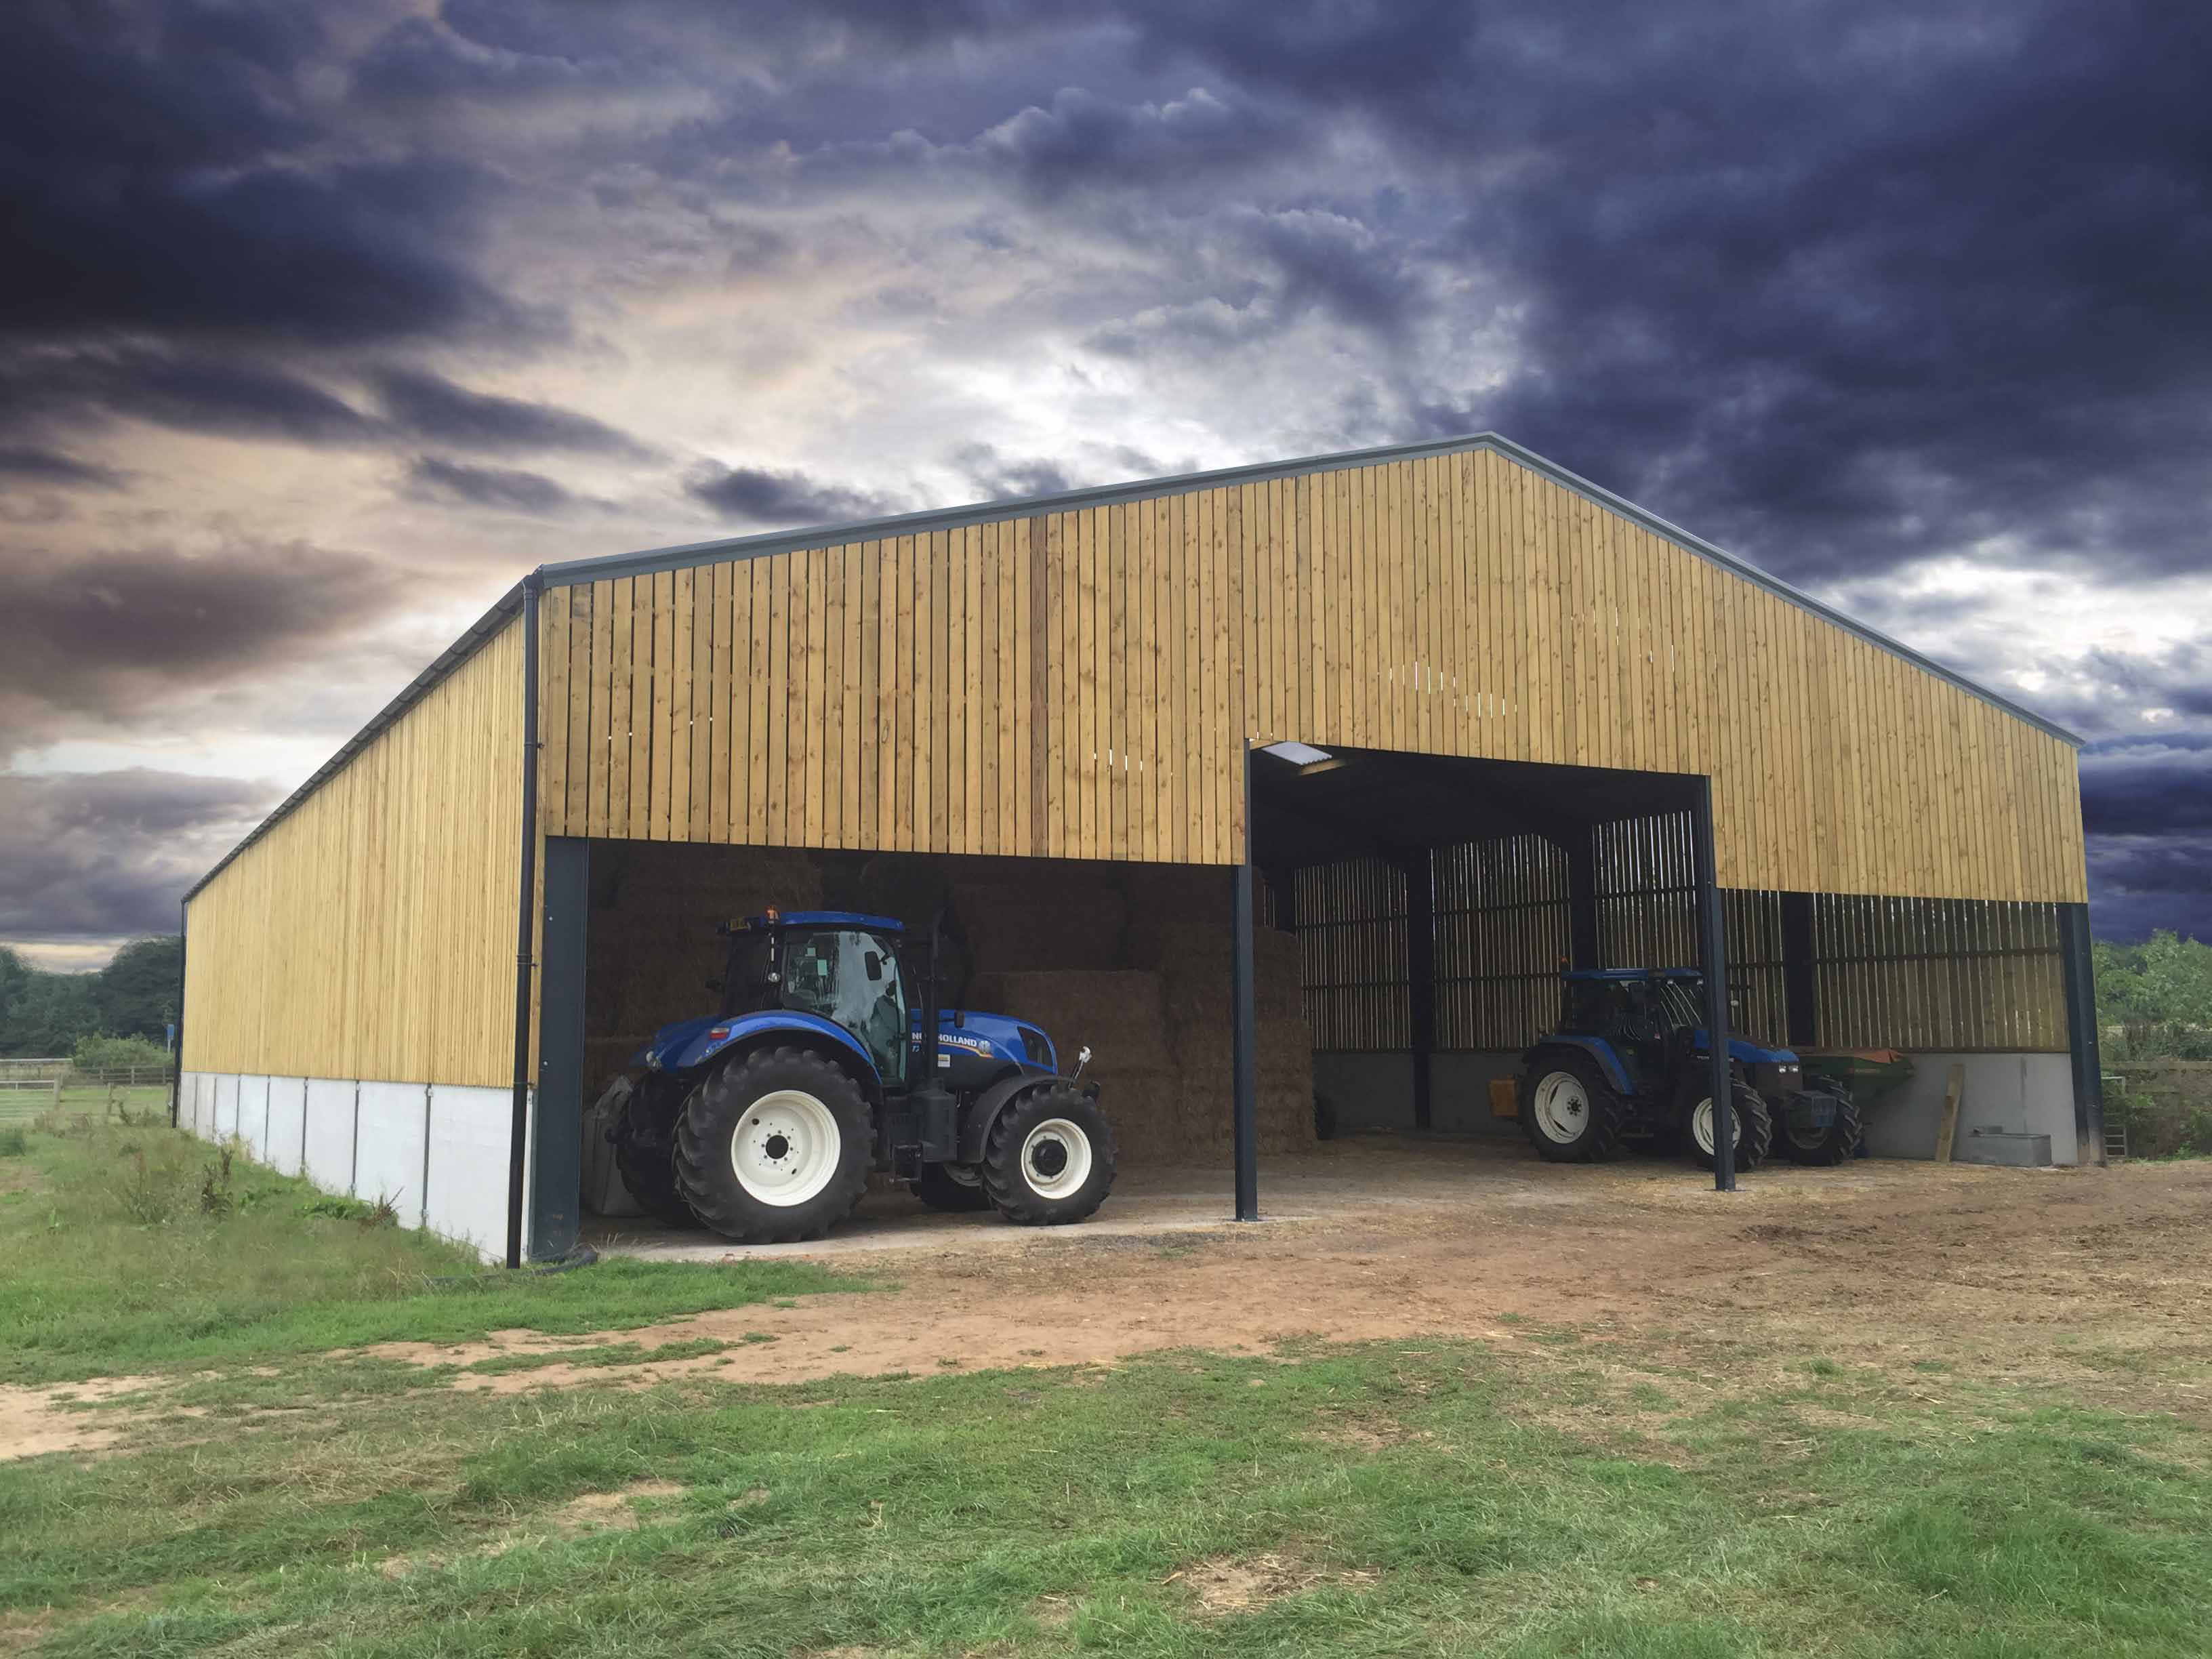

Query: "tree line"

xmin=0 ymin=937 xmax=182 ymax=1061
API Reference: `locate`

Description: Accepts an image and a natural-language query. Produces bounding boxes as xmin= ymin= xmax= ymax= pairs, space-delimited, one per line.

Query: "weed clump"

xmin=0 ymin=1126 xmax=28 ymax=1158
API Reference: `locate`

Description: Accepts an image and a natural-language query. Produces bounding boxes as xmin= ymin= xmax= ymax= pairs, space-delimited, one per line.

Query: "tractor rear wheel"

xmin=675 ymin=1046 xmax=874 ymax=1244
xmin=1685 ymin=1080 xmax=1774 ymax=1172
xmin=612 ymin=1080 xmax=697 ymax=1228
xmin=1519 ymin=1051 xmax=1629 ymax=1163
xmin=910 ymin=1162 xmax=992 ymax=1212
xmin=1780 ymin=1084 xmax=1863 ymax=1166
xmin=983 ymin=1084 xmax=1117 ymax=1225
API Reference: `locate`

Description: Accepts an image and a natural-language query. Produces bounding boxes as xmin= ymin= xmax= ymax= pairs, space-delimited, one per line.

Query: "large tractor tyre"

xmin=1519 ymin=1052 xmax=1630 ymax=1164
xmin=674 ymin=1046 xmax=874 ymax=1244
xmin=1685 ymin=1080 xmax=1774 ymax=1172
xmin=910 ymin=1161 xmax=993 ymax=1212
xmin=982 ymin=1085 xmax=1118 ymax=1226
xmin=1780 ymin=1084 xmax=1863 ymax=1166
xmin=612 ymin=1084 xmax=697 ymax=1229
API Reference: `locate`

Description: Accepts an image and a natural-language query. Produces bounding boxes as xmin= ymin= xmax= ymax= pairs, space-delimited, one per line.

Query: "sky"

xmin=2 ymin=0 xmax=2208 ymax=970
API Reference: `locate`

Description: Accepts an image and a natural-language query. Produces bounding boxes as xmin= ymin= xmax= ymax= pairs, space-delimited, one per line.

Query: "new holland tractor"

xmin=1518 ymin=968 xmax=1862 ymax=1170
xmin=611 ymin=909 xmax=1116 ymax=1243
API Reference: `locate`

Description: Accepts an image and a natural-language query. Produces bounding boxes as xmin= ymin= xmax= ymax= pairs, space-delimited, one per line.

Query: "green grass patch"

xmin=3 ymin=1341 xmax=2208 ymax=1656
xmin=0 ymin=1122 xmax=871 ymax=1385
xmin=466 ymin=1338 xmax=730 ymax=1376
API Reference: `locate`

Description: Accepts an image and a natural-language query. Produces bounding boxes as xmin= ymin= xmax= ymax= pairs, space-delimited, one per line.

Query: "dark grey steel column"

xmin=1405 ymin=851 xmax=1435 ymax=1130
xmin=1565 ymin=830 xmax=1600 ymax=971
xmin=1779 ymin=890 xmax=1818 ymax=1051
xmin=1693 ymin=778 xmax=1736 ymax=1192
xmin=1231 ymin=745 xmax=1259 ymax=1221
xmin=533 ymin=835 xmax=591 ymax=1259
xmin=2057 ymin=901 xmax=2106 ymax=1168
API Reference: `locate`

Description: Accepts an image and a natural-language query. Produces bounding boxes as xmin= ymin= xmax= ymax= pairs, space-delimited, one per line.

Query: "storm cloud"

xmin=2 ymin=0 xmax=2209 ymax=955
xmin=0 ymin=770 xmax=279 ymax=946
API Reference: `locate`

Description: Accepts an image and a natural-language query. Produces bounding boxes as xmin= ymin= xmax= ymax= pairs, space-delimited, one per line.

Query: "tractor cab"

xmin=715 ymin=912 xmax=912 ymax=1087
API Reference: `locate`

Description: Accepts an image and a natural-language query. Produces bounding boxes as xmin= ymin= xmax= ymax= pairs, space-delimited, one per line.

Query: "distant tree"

xmin=0 ymin=947 xmax=30 ymax=1042
xmin=1 ymin=973 xmax=99 ymax=1058
xmin=2096 ymin=931 xmax=2212 ymax=1059
xmin=72 ymin=1032 xmax=172 ymax=1071
xmin=94 ymin=936 xmax=182 ymax=1041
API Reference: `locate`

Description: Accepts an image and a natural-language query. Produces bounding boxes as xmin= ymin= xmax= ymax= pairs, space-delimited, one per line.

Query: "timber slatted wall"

xmin=1297 ymin=816 xmax=2065 ymax=1055
xmin=182 ymin=620 xmax=525 ymax=1084
xmin=538 ymin=443 xmax=2085 ymax=904
xmin=1434 ymin=835 xmax=1570 ymax=1050
xmin=1814 ymin=896 xmax=2066 ymax=1052
xmin=1593 ymin=815 xmax=1788 ymax=1045
xmin=1296 ymin=859 xmax=1410 ymax=1050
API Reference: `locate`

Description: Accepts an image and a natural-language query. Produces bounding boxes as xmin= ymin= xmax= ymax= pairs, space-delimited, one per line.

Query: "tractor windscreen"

xmin=779 ymin=928 xmax=908 ymax=1086
xmin=1657 ymin=977 xmax=1704 ymax=1031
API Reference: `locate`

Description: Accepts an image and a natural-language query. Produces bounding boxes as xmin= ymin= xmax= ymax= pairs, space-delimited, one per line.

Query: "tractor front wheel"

xmin=612 ymin=1079 xmax=697 ymax=1228
xmin=1685 ymin=1080 xmax=1774 ymax=1172
xmin=675 ymin=1046 xmax=874 ymax=1244
xmin=1519 ymin=1052 xmax=1628 ymax=1163
xmin=910 ymin=1161 xmax=993 ymax=1212
xmin=983 ymin=1086 xmax=1117 ymax=1225
xmin=1780 ymin=1084 xmax=1863 ymax=1166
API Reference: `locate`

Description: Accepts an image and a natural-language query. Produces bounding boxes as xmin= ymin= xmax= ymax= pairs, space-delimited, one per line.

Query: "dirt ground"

xmin=14 ymin=1138 xmax=2212 ymax=1454
xmin=466 ymin=1139 xmax=2212 ymax=1406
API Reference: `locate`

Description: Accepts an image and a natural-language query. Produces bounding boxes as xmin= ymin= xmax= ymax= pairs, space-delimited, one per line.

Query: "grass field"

xmin=0 ymin=1085 xmax=170 ymax=1125
xmin=4 ymin=1123 xmax=2209 ymax=1656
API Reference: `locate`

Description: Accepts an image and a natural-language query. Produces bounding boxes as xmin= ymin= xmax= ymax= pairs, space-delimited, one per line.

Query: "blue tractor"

xmin=1518 ymin=968 xmax=1862 ymax=1170
xmin=611 ymin=909 xmax=1116 ymax=1243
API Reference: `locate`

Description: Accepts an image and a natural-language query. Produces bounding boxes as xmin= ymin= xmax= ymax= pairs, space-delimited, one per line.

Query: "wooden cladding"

xmin=1434 ymin=835 xmax=1571 ymax=1052
xmin=1296 ymin=859 xmax=1410 ymax=1050
xmin=1814 ymin=895 xmax=2066 ymax=1052
xmin=539 ymin=444 xmax=2084 ymax=903
xmin=182 ymin=619 xmax=525 ymax=1085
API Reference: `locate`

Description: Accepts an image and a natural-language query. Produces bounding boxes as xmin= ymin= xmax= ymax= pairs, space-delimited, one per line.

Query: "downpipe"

xmin=504 ymin=573 xmax=543 ymax=1270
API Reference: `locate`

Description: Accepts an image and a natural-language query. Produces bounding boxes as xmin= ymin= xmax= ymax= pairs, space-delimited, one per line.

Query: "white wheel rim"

xmin=1019 ymin=1118 xmax=1092 ymax=1201
xmin=731 ymin=1090 xmax=842 ymax=1208
xmin=1530 ymin=1071 xmax=1589 ymax=1145
xmin=1690 ymin=1098 xmax=1738 ymax=1156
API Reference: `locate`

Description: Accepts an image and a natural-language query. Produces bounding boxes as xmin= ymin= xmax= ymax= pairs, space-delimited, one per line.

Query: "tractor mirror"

xmin=864 ymin=951 xmax=883 ymax=981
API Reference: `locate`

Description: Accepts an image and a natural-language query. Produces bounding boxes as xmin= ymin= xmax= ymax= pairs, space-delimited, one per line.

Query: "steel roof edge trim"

xmin=181 ymin=582 xmax=529 ymax=905
xmin=542 ymin=430 xmax=2080 ymax=747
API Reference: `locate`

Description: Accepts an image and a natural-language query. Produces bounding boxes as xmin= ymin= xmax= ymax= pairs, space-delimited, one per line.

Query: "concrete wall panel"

xmin=1864 ymin=1052 xmax=2076 ymax=1167
xmin=354 ymin=1081 xmax=430 ymax=1226
xmin=266 ymin=1078 xmax=308 ymax=1176
xmin=238 ymin=1076 xmax=272 ymax=1161
xmin=303 ymin=1078 xmax=359 ymax=1194
xmin=425 ymin=1084 xmax=514 ymax=1256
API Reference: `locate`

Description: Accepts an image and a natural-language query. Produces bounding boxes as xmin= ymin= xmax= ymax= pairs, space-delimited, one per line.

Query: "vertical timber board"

xmin=182 ymin=618 xmax=525 ymax=1085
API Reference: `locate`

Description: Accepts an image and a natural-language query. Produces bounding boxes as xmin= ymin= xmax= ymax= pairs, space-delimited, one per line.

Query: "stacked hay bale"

xmin=581 ymin=842 xmax=821 ymax=1090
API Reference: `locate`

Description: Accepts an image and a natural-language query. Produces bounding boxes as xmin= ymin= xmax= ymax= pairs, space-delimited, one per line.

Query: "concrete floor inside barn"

xmin=580 ymin=1131 xmax=2063 ymax=1263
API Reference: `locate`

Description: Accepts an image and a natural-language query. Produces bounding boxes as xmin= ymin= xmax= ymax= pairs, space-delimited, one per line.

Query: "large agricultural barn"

xmin=174 ymin=434 xmax=2102 ymax=1262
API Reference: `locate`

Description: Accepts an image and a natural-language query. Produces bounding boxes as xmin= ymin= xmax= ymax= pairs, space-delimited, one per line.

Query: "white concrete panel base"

xmin=1865 ymin=1051 xmax=2077 ymax=1166
xmin=303 ymin=1078 xmax=360 ymax=1195
xmin=426 ymin=1084 xmax=516 ymax=1257
xmin=354 ymin=1081 xmax=431 ymax=1227
xmin=238 ymin=1076 xmax=272 ymax=1162
xmin=217 ymin=1073 xmax=241 ymax=1141
xmin=266 ymin=1078 xmax=308 ymax=1177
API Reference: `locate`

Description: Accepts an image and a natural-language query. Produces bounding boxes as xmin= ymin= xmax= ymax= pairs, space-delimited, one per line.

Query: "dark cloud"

xmin=0 ymin=770 xmax=278 ymax=943
xmin=0 ymin=445 xmax=124 ymax=488
xmin=1 ymin=344 xmax=378 ymax=445
xmin=951 ymin=442 xmax=1076 ymax=501
xmin=0 ymin=541 xmax=407 ymax=744
xmin=405 ymin=455 xmax=586 ymax=516
xmin=686 ymin=463 xmax=905 ymax=528
xmin=373 ymin=369 xmax=651 ymax=457
xmin=2089 ymin=835 xmax=2212 ymax=943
